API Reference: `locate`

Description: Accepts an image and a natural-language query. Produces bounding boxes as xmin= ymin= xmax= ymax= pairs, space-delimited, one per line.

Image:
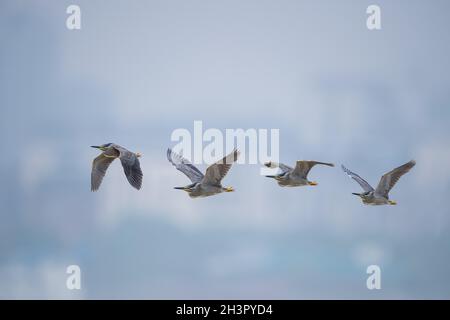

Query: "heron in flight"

xmin=264 ymin=160 xmax=334 ymax=187
xmin=341 ymin=160 xmax=415 ymax=205
xmin=167 ymin=148 xmax=239 ymax=198
xmin=90 ymin=143 xmax=143 ymax=191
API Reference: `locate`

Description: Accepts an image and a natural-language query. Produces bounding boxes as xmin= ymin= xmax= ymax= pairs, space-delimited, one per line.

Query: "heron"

xmin=264 ymin=160 xmax=334 ymax=187
xmin=167 ymin=148 xmax=239 ymax=198
xmin=341 ymin=160 xmax=416 ymax=205
xmin=90 ymin=143 xmax=143 ymax=191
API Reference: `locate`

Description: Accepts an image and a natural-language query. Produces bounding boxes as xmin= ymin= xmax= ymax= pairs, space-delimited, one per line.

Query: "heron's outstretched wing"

xmin=293 ymin=160 xmax=334 ymax=178
xmin=116 ymin=146 xmax=143 ymax=190
xmin=91 ymin=148 xmax=120 ymax=191
xmin=264 ymin=161 xmax=293 ymax=173
xmin=202 ymin=149 xmax=240 ymax=186
xmin=167 ymin=148 xmax=204 ymax=183
xmin=375 ymin=160 xmax=416 ymax=197
xmin=341 ymin=165 xmax=374 ymax=192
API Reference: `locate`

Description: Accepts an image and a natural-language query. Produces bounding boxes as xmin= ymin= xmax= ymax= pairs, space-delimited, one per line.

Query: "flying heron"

xmin=167 ymin=148 xmax=239 ymax=198
xmin=90 ymin=143 xmax=143 ymax=191
xmin=341 ymin=160 xmax=416 ymax=205
xmin=264 ymin=160 xmax=334 ymax=187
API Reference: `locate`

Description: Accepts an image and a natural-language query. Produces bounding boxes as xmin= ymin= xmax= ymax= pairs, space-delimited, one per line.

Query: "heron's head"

xmin=352 ymin=193 xmax=364 ymax=199
xmin=91 ymin=143 xmax=112 ymax=151
xmin=223 ymin=187 xmax=234 ymax=192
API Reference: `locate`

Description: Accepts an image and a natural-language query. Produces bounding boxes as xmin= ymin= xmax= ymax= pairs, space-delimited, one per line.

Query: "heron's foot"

xmin=224 ymin=187 xmax=234 ymax=192
xmin=388 ymin=200 xmax=397 ymax=205
xmin=308 ymin=181 xmax=318 ymax=186
xmin=135 ymin=152 xmax=142 ymax=158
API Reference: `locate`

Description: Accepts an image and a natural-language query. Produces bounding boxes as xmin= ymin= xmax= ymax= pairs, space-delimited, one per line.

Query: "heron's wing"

xmin=341 ymin=165 xmax=374 ymax=192
xmin=202 ymin=149 xmax=240 ymax=185
xmin=293 ymin=160 xmax=334 ymax=178
xmin=116 ymin=147 xmax=143 ymax=190
xmin=375 ymin=160 xmax=416 ymax=197
xmin=264 ymin=161 xmax=293 ymax=173
xmin=167 ymin=148 xmax=204 ymax=183
xmin=91 ymin=148 xmax=120 ymax=191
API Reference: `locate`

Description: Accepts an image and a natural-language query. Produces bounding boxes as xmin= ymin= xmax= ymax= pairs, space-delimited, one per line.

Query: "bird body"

xmin=90 ymin=143 xmax=143 ymax=191
xmin=265 ymin=160 xmax=334 ymax=187
xmin=266 ymin=172 xmax=310 ymax=187
xmin=168 ymin=148 xmax=239 ymax=198
xmin=341 ymin=160 xmax=416 ymax=206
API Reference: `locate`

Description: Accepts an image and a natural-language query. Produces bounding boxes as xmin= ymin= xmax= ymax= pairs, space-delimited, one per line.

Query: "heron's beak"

xmin=174 ymin=186 xmax=190 ymax=192
xmin=265 ymin=175 xmax=277 ymax=179
xmin=308 ymin=181 xmax=318 ymax=186
xmin=388 ymin=200 xmax=397 ymax=205
xmin=224 ymin=187 xmax=234 ymax=192
xmin=352 ymin=193 xmax=361 ymax=197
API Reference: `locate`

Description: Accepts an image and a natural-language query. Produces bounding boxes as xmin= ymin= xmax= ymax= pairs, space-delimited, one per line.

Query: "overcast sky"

xmin=1 ymin=0 xmax=450 ymax=299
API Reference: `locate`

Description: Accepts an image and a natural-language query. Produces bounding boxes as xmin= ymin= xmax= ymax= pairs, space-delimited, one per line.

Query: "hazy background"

xmin=1 ymin=0 xmax=449 ymax=299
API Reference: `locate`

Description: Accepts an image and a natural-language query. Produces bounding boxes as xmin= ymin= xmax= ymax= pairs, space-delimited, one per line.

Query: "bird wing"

xmin=375 ymin=160 xmax=416 ymax=197
xmin=341 ymin=164 xmax=374 ymax=192
xmin=91 ymin=147 xmax=120 ymax=191
xmin=167 ymin=148 xmax=204 ymax=183
xmin=115 ymin=146 xmax=143 ymax=190
xmin=202 ymin=149 xmax=240 ymax=186
xmin=264 ymin=161 xmax=293 ymax=173
xmin=292 ymin=160 xmax=334 ymax=178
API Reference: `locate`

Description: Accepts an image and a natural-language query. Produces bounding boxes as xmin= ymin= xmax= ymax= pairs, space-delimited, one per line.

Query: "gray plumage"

xmin=341 ymin=160 xmax=416 ymax=205
xmin=167 ymin=148 xmax=239 ymax=198
xmin=264 ymin=160 xmax=334 ymax=187
xmin=91 ymin=143 xmax=143 ymax=191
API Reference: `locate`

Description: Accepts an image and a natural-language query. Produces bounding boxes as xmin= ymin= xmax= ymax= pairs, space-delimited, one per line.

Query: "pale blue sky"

xmin=1 ymin=0 xmax=449 ymax=298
